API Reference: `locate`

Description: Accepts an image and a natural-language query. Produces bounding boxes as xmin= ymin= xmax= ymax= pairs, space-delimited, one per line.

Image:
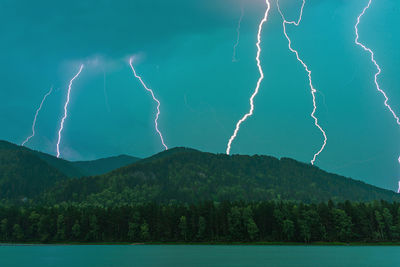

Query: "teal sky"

xmin=0 ymin=0 xmax=399 ymax=191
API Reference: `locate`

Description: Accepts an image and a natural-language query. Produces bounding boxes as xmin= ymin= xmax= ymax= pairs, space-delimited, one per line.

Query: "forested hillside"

xmin=72 ymin=155 xmax=140 ymax=176
xmin=0 ymin=146 xmax=67 ymax=200
xmin=0 ymin=141 xmax=141 ymax=201
xmin=40 ymin=148 xmax=400 ymax=205
xmin=1 ymin=200 xmax=399 ymax=243
xmin=2 ymin=142 xmax=400 ymax=244
xmin=1 ymin=140 xmax=399 ymax=205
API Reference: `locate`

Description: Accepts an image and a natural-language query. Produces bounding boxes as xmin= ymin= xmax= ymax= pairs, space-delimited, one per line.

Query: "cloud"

xmin=0 ymin=0 xmax=260 ymax=62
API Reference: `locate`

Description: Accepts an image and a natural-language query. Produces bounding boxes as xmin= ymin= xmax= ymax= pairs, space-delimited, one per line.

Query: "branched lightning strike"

xmin=355 ymin=0 xmax=400 ymax=191
xmin=398 ymin=181 xmax=400 ymax=194
xmin=277 ymin=0 xmax=327 ymax=165
xmin=226 ymin=0 xmax=271 ymax=155
xmin=398 ymin=157 xmax=400 ymax=193
xmin=355 ymin=0 xmax=400 ymax=126
xmin=129 ymin=57 xmax=168 ymax=150
xmin=232 ymin=5 xmax=244 ymax=62
xmin=21 ymin=87 xmax=53 ymax=146
xmin=56 ymin=65 xmax=84 ymax=158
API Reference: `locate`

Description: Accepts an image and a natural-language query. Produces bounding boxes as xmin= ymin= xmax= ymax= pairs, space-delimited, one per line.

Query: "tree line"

xmin=1 ymin=200 xmax=400 ymax=243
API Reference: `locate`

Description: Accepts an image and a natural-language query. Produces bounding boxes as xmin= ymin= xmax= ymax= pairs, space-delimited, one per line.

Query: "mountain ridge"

xmin=0 ymin=140 xmax=140 ymax=200
xmin=1 ymin=140 xmax=398 ymax=204
xmin=39 ymin=147 xmax=400 ymax=205
xmin=72 ymin=154 xmax=140 ymax=176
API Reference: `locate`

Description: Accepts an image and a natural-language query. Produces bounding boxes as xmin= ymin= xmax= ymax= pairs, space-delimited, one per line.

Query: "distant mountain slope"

xmin=138 ymin=147 xmax=199 ymax=163
xmin=34 ymin=150 xmax=86 ymax=177
xmin=32 ymin=150 xmax=140 ymax=177
xmin=0 ymin=141 xmax=67 ymax=200
xmin=40 ymin=148 xmax=400 ymax=205
xmin=0 ymin=140 xmax=88 ymax=178
xmin=0 ymin=140 xmax=141 ymax=177
xmin=72 ymin=155 xmax=140 ymax=176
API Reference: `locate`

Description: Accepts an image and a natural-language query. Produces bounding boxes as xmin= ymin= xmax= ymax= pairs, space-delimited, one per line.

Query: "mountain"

xmin=138 ymin=147 xmax=199 ymax=163
xmin=33 ymin=150 xmax=87 ymax=177
xmin=1 ymin=140 xmax=398 ymax=205
xmin=0 ymin=140 xmax=140 ymax=200
xmin=32 ymin=150 xmax=139 ymax=177
xmin=72 ymin=155 xmax=140 ymax=176
xmin=0 ymin=141 xmax=67 ymax=200
xmin=0 ymin=140 xmax=87 ymax=178
xmin=40 ymin=147 xmax=400 ymax=205
xmin=0 ymin=140 xmax=140 ymax=177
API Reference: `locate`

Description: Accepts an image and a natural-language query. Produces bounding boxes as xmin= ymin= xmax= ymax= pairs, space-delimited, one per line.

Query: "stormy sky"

xmin=0 ymin=0 xmax=399 ymax=190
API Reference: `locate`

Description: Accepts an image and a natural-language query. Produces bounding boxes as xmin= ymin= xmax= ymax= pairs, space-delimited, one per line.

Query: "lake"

xmin=0 ymin=245 xmax=398 ymax=267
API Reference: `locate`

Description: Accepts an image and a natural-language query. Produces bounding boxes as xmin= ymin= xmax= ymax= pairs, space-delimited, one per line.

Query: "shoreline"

xmin=1 ymin=241 xmax=400 ymax=246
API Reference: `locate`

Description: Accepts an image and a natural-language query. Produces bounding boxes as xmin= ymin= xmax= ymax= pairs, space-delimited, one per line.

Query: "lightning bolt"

xmin=56 ymin=64 xmax=84 ymax=158
xmin=355 ymin=0 xmax=400 ymax=191
xmin=232 ymin=5 xmax=244 ymax=62
xmin=355 ymin=0 xmax=400 ymax=125
xmin=398 ymin=159 xmax=400 ymax=194
xmin=354 ymin=0 xmax=400 ymax=126
xmin=21 ymin=87 xmax=53 ymax=146
xmin=129 ymin=57 xmax=168 ymax=151
xmin=226 ymin=0 xmax=271 ymax=155
xmin=277 ymin=0 xmax=327 ymax=165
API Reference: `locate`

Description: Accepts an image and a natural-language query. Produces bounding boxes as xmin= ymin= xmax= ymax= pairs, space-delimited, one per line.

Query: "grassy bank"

xmin=1 ymin=241 xmax=400 ymax=246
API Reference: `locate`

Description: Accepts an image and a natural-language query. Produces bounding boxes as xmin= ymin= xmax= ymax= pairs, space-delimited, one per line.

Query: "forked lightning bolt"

xmin=277 ymin=0 xmax=327 ymax=165
xmin=355 ymin=0 xmax=400 ymax=191
xmin=232 ymin=5 xmax=244 ymax=62
xmin=226 ymin=0 xmax=271 ymax=155
xmin=355 ymin=0 xmax=400 ymax=125
xmin=129 ymin=57 xmax=168 ymax=150
xmin=56 ymin=65 xmax=84 ymax=158
xmin=21 ymin=87 xmax=53 ymax=146
xmin=398 ymin=157 xmax=400 ymax=193
xmin=398 ymin=181 xmax=400 ymax=194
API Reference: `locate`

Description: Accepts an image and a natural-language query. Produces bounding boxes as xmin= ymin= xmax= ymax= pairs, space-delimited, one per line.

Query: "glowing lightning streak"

xmin=21 ymin=87 xmax=53 ymax=146
xmin=129 ymin=57 xmax=168 ymax=150
xmin=226 ymin=0 xmax=271 ymax=155
xmin=232 ymin=5 xmax=244 ymax=62
xmin=355 ymin=0 xmax=400 ymax=126
xmin=277 ymin=0 xmax=327 ymax=165
xmin=355 ymin=0 xmax=400 ymax=191
xmin=56 ymin=65 xmax=84 ymax=158
xmin=398 ymin=157 xmax=400 ymax=193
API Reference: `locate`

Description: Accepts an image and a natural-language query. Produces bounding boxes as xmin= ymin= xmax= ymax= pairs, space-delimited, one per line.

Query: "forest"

xmin=38 ymin=149 xmax=400 ymax=205
xmin=2 ymin=142 xmax=400 ymax=244
xmin=1 ymin=200 xmax=400 ymax=244
xmin=1 ymin=142 xmax=399 ymax=205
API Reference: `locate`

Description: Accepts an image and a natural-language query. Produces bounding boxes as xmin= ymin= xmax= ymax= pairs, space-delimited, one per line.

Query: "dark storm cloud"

xmin=0 ymin=0 xmax=253 ymax=61
xmin=2 ymin=0 xmax=399 ymax=191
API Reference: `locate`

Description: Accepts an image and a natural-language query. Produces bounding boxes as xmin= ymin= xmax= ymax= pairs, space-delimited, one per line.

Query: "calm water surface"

xmin=0 ymin=245 xmax=399 ymax=267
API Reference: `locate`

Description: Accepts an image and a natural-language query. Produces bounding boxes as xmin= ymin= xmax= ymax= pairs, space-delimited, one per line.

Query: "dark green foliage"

xmin=36 ymin=151 xmax=139 ymax=177
xmin=72 ymin=155 xmax=140 ymax=176
xmin=2 ymin=141 xmax=400 ymax=244
xmin=0 ymin=144 xmax=67 ymax=200
xmin=0 ymin=140 xmax=140 ymax=202
xmin=0 ymin=140 xmax=140 ymax=184
xmin=40 ymin=148 xmax=400 ymax=205
xmin=1 ymin=141 xmax=398 ymax=205
xmin=1 ymin=200 xmax=400 ymax=243
xmin=33 ymin=151 xmax=86 ymax=178
xmin=0 ymin=140 xmax=87 ymax=177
